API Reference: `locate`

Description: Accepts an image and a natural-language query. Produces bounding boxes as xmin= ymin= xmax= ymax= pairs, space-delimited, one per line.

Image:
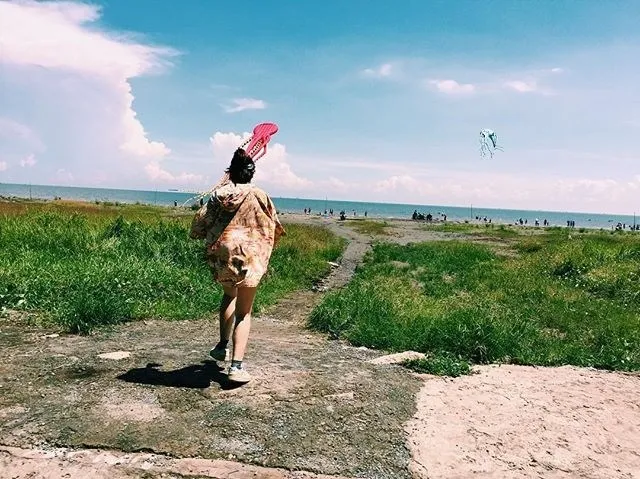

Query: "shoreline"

xmin=2 ymin=181 xmax=636 ymax=218
xmin=1 ymin=194 xmax=636 ymax=232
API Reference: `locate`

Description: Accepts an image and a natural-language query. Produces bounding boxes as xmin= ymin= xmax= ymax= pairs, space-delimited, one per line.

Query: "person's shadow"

xmin=116 ymin=360 xmax=242 ymax=391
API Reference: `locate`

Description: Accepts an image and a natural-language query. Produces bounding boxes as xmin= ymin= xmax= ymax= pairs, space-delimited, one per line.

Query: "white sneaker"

xmin=227 ymin=365 xmax=251 ymax=383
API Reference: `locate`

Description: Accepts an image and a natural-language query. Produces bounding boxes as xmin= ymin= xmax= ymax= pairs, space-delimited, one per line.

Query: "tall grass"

xmin=0 ymin=202 xmax=344 ymax=333
xmin=310 ymin=232 xmax=640 ymax=374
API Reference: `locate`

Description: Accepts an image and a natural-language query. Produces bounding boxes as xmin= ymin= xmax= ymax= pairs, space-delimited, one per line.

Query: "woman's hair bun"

xmin=227 ymin=148 xmax=256 ymax=184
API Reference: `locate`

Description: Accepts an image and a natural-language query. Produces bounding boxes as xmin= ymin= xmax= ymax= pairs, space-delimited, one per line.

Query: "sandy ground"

xmin=2 ymin=213 xmax=640 ymax=478
xmin=406 ymin=365 xmax=640 ymax=479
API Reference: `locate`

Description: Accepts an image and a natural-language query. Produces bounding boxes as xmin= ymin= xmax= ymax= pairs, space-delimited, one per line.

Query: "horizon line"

xmin=0 ymin=181 xmax=638 ymax=219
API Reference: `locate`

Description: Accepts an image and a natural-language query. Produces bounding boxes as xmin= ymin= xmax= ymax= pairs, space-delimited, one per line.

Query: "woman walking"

xmin=190 ymin=148 xmax=285 ymax=383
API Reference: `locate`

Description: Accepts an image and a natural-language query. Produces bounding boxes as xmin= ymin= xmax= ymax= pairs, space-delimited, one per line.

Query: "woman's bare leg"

xmin=231 ymin=286 xmax=258 ymax=361
xmin=219 ymin=285 xmax=237 ymax=343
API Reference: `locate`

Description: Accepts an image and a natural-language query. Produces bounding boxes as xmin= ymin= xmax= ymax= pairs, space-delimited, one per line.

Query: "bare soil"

xmin=2 ymin=215 xmax=640 ymax=479
xmin=406 ymin=365 xmax=640 ymax=479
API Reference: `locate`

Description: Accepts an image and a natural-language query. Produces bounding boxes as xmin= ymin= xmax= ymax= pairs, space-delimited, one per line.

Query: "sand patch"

xmin=406 ymin=364 xmax=640 ymax=478
xmin=369 ymin=351 xmax=426 ymax=365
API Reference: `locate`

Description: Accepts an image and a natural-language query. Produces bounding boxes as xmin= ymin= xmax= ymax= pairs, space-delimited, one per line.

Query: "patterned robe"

xmin=190 ymin=182 xmax=285 ymax=288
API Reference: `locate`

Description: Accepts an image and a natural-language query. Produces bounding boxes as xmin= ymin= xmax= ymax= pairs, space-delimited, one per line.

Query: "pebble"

xmin=97 ymin=351 xmax=131 ymax=360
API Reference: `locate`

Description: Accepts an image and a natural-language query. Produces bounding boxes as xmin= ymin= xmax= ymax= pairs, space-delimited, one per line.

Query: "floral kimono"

xmin=190 ymin=182 xmax=285 ymax=288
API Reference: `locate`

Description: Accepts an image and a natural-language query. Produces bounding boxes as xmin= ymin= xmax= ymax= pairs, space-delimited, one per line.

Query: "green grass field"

xmin=0 ymin=201 xmax=345 ymax=333
xmin=310 ymin=229 xmax=640 ymax=375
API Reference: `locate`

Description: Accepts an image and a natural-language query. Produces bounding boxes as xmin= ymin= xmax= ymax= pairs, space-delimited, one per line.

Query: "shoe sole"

xmin=228 ymin=377 xmax=251 ymax=384
xmin=227 ymin=372 xmax=251 ymax=384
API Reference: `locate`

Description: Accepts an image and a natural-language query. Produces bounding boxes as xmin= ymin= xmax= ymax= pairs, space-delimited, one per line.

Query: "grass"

xmin=423 ymin=222 xmax=521 ymax=239
xmin=310 ymin=229 xmax=640 ymax=376
xmin=402 ymin=356 xmax=471 ymax=378
xmin=347 ymin=219 xmax=394 ymax=236
xmin=0 ymin=200 xmax=345 ymax=333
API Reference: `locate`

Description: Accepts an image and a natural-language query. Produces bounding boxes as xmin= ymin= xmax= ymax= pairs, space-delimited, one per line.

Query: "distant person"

xmin=200 ymin=198 xmax=204 ymax=207
xmin=364 ymin=211 xmax=368 ymax=217
xmin=412 ymin=210 xmax=418 ymax=220
xmin=190 ymin=148 xmax=285 ymax=384
xmin=174 ymin=200 xmax=178 ymax=207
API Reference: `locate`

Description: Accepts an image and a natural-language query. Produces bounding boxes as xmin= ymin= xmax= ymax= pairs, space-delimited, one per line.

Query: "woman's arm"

xmin=189 ymin=196 xmax=221 ymax=239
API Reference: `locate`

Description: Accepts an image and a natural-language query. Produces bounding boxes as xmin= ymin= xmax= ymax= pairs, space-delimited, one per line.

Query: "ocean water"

xmin=1 ymin=182 xmax=638 ymax=230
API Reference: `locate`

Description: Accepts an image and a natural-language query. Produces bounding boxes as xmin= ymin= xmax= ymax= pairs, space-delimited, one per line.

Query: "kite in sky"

xmin=479 ymin=128 xmax=503 ymax=160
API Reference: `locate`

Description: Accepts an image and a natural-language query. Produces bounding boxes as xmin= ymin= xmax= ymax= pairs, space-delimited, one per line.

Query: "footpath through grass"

xmin=310 ymin=229 xmax=640 ymax=374
xmin=0 ymin=201 xmax=344 ymax=333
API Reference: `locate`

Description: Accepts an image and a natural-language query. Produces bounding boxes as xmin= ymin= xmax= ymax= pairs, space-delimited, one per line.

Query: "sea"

xmin=1 ymin=183 xmax=638 ymax=230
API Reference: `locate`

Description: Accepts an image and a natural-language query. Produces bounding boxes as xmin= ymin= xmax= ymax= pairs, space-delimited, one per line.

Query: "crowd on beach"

xmin=407 ymin=211 xmax=639 ymax=231
xmin=615 ymin=222 xmax=639 ymax=231
xmin=303 ymin=207 xmax=368 ymax=220
xmin=412 ymin=210 xmax=448 ymax=222
xmin=515 ymin=217 xmax=549 ymax=227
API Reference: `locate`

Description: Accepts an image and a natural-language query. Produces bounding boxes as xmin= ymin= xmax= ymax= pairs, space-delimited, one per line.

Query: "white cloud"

xmin=364 ymin=168 xmax=640 ymax=215
xmin=20 ymin=154 xmax=37 ymax=168
xmin=323 ymin=177 xmax=350 ymax=194
xmin=144 ymin=162 xmax=203 ymax=184
xmin=322 ymin=159 xmax=401 ymax=172
xmin=428 ymin=79 xmax=476 ymax=94
xmin=503 ymin=80 xmax=538 ymax=93
xmin=0 ymin=1 xmax=175 ymax=78
xmin=0 ymin=117 xmax=44 ymax=150
xmin=0 ymin=0 xmax=179 ymax=186
xmin=0 ymin=161 xmax=8 ymax=172
xmin=374 ymin=175 xmax=428 ymax=194
xmin=363 ymin=63 xmax=394 ymax=78
xmin=551 ymin=67 xmax=564 ymax=73
xmin=224 ymin=98 xmax=267 ymax=113
xmin=209 ymin=131 xmax=311 ymax=190
xmin=55 ymin=168 xmax=74 ymax=183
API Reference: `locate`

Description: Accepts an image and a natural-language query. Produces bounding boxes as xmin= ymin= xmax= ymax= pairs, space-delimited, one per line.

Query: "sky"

xmin=1 ymin=0 xmax=639 ymax=214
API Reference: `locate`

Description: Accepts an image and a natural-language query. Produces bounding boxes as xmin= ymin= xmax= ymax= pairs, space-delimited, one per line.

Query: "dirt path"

xmin=0 ymin=218 xmax=420 ymax=479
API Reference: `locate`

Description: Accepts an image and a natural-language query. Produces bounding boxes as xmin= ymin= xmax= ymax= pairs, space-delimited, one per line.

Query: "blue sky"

xmin=1 ymin=0 xmax=639 ymax=213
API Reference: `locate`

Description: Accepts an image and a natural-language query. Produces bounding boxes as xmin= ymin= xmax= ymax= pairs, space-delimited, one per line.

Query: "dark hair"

xmin=227 ymin=148 xmax=255 ymax=184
